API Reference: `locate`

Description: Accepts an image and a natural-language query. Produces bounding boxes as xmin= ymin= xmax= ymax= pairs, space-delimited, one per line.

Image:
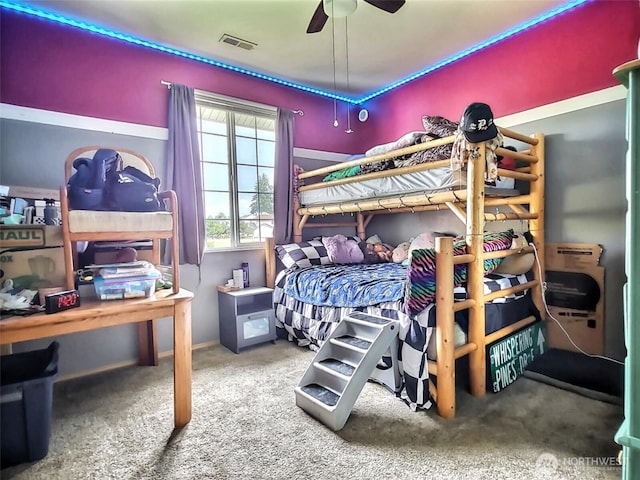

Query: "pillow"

xmin=275 ymin=240 xmax=330 ymax=269
xmin=421 ymin=115 xmax=459 ymax=138
xmin=407 ymin=232 xmax=435 ymax=261
xmin=494 ymin=232 xmax=535 ymax=275
xmin=365 ymin=131 xmax=430 ymax=157
xmin=392 ymin=240 xmax=412 ymax=263
xmin=321 ymin=234 xmax=364 ymax=264
xmin=313 ymin=235 xmax=361 ymax=243
xmin=404 ymin=230 xmax=514 ymax=316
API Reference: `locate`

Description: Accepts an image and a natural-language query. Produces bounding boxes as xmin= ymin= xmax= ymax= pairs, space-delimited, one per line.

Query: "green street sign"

xmin=489 ymin=321 xmax=547 ymax=393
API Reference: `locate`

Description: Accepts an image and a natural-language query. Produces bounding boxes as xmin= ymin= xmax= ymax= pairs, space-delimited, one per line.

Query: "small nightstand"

xmin=218 ymin=286 xmax=276 ymax=354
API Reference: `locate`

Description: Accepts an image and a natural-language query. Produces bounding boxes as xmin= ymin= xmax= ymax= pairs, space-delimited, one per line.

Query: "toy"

xmin=322 ymin=234 xmax=364 ymax=264
xmin=363 ymin=242 xmax=394 ymax=263
xmin=392 ymin=240 xmax=412 ymax=263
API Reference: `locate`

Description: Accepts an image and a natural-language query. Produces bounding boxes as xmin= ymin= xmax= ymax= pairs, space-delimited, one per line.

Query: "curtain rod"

xmin=161 ymin=80 xmax=303 ymax=115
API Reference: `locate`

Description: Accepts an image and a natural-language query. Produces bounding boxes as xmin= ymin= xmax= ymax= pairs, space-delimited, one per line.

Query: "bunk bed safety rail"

xmin=298 ymin=135 xmax=456 ymax=181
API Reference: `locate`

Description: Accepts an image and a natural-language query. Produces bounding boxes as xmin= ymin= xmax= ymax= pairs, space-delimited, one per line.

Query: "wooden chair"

xmin=59 ymin=146 xmax=180 ymax=365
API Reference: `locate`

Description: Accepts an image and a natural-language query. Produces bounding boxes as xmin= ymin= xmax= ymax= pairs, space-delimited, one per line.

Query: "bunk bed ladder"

xmin=294 ymin=312 xmax=400 ymax=431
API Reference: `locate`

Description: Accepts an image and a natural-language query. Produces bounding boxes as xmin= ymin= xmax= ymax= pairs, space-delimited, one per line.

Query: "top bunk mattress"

xmin=299 ymin=167 xmax=466 ymax=206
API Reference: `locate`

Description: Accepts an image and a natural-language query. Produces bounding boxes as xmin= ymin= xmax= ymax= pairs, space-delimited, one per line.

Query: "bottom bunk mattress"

xmin=273 ymin=264 xmax=539 ymax=409
xmin=274 ymin=263 xmax=409 ymax=349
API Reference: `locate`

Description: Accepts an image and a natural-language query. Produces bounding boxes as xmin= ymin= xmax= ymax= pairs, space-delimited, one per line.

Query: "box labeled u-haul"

xmin=0 ymin=226 xmax=66 ymax=289
xmin=544 ymin=243 xmax=604 ymax=355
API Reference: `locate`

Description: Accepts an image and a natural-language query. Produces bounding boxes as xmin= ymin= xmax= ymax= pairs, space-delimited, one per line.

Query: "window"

xmin=195 ymin=92 xmax=276 ymax=250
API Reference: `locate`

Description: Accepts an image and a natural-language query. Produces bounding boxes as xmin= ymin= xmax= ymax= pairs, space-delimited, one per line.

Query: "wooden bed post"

xmin=435 ymin=236 xmax=456 ymax=418
xmin=293 ymin=196 xmax=303 ymax=242
xmin=467 ymin=142 xmax=487 ymax=398
xmin=528 ymin=133 xmax=546 ymax=315
xmin=356 ymin=212 xmax=366 ymax=239
xmin=265 ymin=237 xmax=276 ymax=289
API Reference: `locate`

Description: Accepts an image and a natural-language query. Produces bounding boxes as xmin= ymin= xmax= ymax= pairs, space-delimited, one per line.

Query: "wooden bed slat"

xmin=484 ymin=280 xmax=538 ymax=303
xmin=427 ymin=341 xmax=479 ymax=377
xmin=498 ymin=126 xmax=539 ymax=145
xmin=298 ymin=136 xmax=456 ymax=180
xmin=485 ymin=315 xmax=538 ymax=345
xmin=453 ymin=299 xmax=476 ymax=313
xmin=484 ymin=246 xmax=534 ymax=260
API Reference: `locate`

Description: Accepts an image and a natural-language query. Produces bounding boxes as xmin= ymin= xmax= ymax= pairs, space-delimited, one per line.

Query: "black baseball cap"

xmin=461 ymin=102 xmax=499 ymax=143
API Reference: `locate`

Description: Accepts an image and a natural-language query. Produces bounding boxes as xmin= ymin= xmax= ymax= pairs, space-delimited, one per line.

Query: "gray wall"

xmin=368 ymin=100 xmax=628 ymax=360
xmin=0 ymin=120 xmax=167 ymax=188
xmin=1 ymin=118 xmax=268 ymax=377
xmin=1 ymin=98 xmax=628 ymax=375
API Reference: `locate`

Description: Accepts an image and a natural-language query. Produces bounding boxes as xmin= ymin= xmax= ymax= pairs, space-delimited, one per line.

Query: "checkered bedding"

xmin=274 ymin=266 xmax=536 ymax=410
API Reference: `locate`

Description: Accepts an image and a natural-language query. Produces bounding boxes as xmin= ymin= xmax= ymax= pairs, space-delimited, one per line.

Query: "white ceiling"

xmin=15 ymin=0 xmax=574 ymax=99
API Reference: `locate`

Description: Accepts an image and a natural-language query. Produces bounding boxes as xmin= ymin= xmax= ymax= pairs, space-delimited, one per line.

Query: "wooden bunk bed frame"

xmin=265 ymin=127 xmax=545 ymax=418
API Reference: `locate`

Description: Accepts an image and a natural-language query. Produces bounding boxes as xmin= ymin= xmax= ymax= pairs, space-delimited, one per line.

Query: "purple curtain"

xmin=165 ymin=84 xmax=205 ymax=265
xmin=273 ymin=109 xmax=295 ymax=244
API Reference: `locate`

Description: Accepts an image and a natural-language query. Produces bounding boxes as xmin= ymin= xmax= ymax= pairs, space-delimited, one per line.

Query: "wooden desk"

xmin=0 ymin=288 xmax=194 ymax=429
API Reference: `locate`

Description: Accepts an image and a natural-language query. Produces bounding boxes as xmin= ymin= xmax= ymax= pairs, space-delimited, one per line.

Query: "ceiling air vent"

xmin=219 ymin=34 xmax=257 ymax=51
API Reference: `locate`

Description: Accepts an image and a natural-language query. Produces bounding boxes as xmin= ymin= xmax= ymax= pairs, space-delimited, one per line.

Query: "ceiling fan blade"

xmin=363 ymin=0 xmax=406 ymax=14
xmin=307 ymin=1 xmax=329 ymax=34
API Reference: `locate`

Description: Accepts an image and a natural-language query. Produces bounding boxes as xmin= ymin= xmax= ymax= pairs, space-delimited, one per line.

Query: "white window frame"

xmin=195 ymin=91 xmax=277 ymax=251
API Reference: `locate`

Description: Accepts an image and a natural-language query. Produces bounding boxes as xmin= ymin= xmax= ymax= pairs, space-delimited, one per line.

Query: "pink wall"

xmin=365 ymin=0 xmax=640 ymax=142
xmin=0 ymin=10 xmax=372 ymax=153
xmin=1 ymin=0 xmax=638 ymax=152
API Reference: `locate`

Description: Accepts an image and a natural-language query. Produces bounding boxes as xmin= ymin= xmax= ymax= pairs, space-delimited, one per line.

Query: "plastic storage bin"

xmin=93 ymin=272 xmax=159 ymax=300
xmin=1 ymin=341 xmax=59 ymax=468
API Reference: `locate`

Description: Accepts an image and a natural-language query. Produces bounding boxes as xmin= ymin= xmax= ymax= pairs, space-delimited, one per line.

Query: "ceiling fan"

xmin=306 ymin=0 xmax=406 ymax=34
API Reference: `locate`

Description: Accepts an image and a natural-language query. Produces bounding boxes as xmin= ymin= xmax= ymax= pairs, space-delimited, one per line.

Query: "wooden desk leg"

xmin=137 ymin=320 xmax=159 ymax=366
xmin=173 ymin=299 xmax=192 ymax=428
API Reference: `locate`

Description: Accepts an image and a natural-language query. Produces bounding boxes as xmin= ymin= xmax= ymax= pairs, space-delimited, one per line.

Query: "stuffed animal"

xmin=494 ymin=232 xmax=534 ymax=274
xmin=392 ymin=240 xmax=412 ymax=263
xmin=362 ymin=242 xmax=394 ymax=263
xmin=115 ymin=247 xmax=138 ymax=263
xmin=365 ymin=234 xmax=383 ymax=245
xmin=322 ymin=234 xmax=364 ymax=264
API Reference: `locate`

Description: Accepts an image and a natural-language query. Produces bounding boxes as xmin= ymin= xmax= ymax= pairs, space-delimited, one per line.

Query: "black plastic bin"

xmin=1 ymin=341 xmax=59 ymax=468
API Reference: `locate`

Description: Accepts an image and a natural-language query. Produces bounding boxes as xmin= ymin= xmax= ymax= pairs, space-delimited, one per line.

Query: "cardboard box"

xmin=545 ymin=243 xmax=604 ymax=355
xmin=217 ymin=285 xmax=241 ymax=293
xmin=0 ymin=226 xmax=66 ymax=289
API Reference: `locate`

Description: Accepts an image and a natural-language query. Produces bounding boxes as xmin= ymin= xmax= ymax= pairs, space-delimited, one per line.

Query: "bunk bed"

xmin=265 ymin=123 xmax=545 ymax=418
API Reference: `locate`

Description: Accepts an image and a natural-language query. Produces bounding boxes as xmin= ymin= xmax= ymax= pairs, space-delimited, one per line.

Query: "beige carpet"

xmin=2 ymin=341 xmax=624 ymax=479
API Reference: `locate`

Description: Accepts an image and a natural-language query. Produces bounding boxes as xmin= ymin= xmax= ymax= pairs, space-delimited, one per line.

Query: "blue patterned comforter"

xmin=282 ymin=263 xmax=408 ymax=307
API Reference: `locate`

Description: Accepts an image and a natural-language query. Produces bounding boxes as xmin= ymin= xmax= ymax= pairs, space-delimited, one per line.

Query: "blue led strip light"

xmin=1 ymin=0 xmax=590 ymax=106
xmin=0 ymin=0 xmax=356 ymax=103
xmin=356 ymin=0 xmax=592 ymax=103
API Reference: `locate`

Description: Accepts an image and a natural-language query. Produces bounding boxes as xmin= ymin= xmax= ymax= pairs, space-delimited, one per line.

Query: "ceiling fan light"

xmin=323 ymin=0 xmax=357 ymax=18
